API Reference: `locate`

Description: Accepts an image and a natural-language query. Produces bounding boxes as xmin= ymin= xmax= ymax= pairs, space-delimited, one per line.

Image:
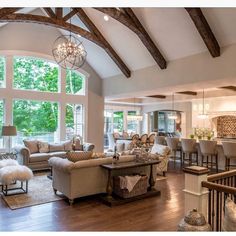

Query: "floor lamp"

xmin=1 ymin=125 xmax=17 ymax=153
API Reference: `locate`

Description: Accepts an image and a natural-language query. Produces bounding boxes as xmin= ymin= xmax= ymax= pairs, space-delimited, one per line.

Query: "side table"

xmin=0 ymin=152 xmax=17 ymax=160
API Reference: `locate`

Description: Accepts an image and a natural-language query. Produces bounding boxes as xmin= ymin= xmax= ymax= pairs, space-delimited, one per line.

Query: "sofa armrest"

xmin=83 ymin=143 xmax=95 ymax=151
xmin=48 ymin=157 xmax=74 ymax=173
xmin=13 ymin=145 xmax=31 ymax=165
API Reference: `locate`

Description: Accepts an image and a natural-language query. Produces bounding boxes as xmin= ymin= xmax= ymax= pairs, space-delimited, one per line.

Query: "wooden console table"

xmin=100 ymin=160 xmax=161 ymax=206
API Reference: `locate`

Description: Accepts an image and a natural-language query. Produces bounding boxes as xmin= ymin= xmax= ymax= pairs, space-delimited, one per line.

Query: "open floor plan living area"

xmin=1 ymin=1 xmax=236 ymax=232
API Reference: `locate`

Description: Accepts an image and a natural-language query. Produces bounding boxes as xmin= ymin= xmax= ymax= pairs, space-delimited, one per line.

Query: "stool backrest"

xmin=199 ymin=140 xmax=217 ymax=155
xmin=181 ymin=138 xmax=197 ymax=153
xmin=155 ymin=136 xmax=166 ymax=145
xmin=166 ymin=137 xmax=180 ymax=151
xmin=140 ymin=134 xmax=148 ymax=143
xmin=148 ymin=133 xmax=156 ymax=144
xmin=222 ymin=142 xmax=236 ymax=158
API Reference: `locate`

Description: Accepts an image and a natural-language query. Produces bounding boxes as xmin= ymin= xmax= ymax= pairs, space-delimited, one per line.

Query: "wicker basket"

xmin=113 ymin=175 xmax=148 ymax=198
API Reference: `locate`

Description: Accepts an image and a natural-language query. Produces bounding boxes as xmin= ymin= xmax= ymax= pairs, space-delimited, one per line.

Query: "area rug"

xmin=1 ymin=173 xmax=65 ymax=210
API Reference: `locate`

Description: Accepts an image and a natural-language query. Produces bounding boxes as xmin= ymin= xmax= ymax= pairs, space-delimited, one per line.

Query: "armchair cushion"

xmin=83 ymin=143 xmax=95 ymax=152
xmin=49 ymin=143 xmax=64 ymax=152
xmin=38 ymin=141 xmax=49 ymax=153
xmin=63 ymin=140 xmax=73 ymax=151
xmin=23 ymin=140 xmax=39 ymax=154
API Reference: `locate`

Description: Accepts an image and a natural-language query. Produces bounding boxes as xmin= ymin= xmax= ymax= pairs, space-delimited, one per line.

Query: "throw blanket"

xmin=119 ymin=175 xmax=142 ymax=192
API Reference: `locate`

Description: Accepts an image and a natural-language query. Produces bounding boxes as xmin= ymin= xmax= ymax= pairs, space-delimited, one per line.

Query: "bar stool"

xmin=199 ymin=140 xmax=218 ymax=172
xmin=166 ymin=137 xmax=182 ymax=167
xmin=222 ymin=142 xmax=236 ymax=171
xmin=155 ymin=136 xmax=166 ymax=145
xmin=181 ymin=138 xmax=198 ymax=167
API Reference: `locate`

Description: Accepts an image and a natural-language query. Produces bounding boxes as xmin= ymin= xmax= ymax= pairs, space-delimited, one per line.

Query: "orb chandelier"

xmin=52 ymin=34 xmax=87 ymax=70
xmin=198 ymin=89 xmax=209 ymax=119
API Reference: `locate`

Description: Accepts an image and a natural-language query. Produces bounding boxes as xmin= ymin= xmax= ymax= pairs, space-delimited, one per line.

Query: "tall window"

xmin=127 ymin=111 xmax=139 ymax=133
xmin=113 ymin=111 xmax=123 ymax=132
xmin=13 ymin=57 xmax=59 ymax=92
xmin=13 ymin=100 xmax=58 ymax=144
xmin=0 ymin=57 xmax=5 ymax=88
xmin=66 ymin=69 xmax=85 ymax=95
xmin=66 ymin=104 xmax=84 ymax=139
xmin=104 ymin=110 xmax=113 ymax=148
xmin=0 ymin=100 xmax=4 ymax=148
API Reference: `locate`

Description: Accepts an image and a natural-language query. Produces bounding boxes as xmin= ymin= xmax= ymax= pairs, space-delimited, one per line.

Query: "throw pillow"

xmin=23 ymin=140 xmax=39 ymax=154
xmin=49 ymin=143 xmax=65 ymax=152
xmin=67 ymin=151 xmax=93 ymax=162
xmin=73 ymin=138 xmax=83 ymax=151
xmin=38 ymin=141 xmax=49 ymax=153
xmin=116 ymin=143 xmax=124 ymax=152
xmin=151 ymin=144 xmax=170 ymax=156
xmin=92 ymin=152 xmax=106 ymax=159
xmin=222 ymin=198 xmax=236 ymax=231
xmin=63 ymin=140 xmax=73 ymax=151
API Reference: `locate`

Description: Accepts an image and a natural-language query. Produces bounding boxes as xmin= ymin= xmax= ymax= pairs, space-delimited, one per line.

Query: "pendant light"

xmin=168 ymin=93 xmax=177 ymax=120
xmin=198 ymin=89 xmax=208 ymax=119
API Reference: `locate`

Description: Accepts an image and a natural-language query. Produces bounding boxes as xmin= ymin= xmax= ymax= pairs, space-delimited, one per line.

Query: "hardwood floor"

xmin=0 ymin=162 xmax=185 ymax=231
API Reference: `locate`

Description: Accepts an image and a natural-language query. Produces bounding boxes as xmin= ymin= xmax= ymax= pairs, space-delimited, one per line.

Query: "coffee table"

xmin=100 ymin=159 xmax=161 ymax=206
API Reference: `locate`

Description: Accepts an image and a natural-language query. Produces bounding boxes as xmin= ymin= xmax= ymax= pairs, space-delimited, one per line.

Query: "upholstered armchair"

xmin=150 ymin=144 xmax=171 ymax=176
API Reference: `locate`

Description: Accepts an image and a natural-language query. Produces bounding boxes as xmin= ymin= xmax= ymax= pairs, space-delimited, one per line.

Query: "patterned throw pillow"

xmin=67 ymin=151 xmax=93 ymax=162
xmin=38 ymin=141 xmax=49 ymax=153
xmin=23 ymin=140 xmax=39 ymax=154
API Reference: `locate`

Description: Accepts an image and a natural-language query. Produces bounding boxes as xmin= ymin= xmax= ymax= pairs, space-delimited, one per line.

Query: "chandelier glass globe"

xmin=52 ymin=34 xmax=87 ymax=70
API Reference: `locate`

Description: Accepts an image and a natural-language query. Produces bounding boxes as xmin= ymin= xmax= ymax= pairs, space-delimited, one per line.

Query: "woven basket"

xmin=113 ymin=175 xmax=148 ymax=198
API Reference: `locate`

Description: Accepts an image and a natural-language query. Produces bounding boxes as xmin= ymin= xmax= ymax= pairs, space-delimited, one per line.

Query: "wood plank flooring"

xmin=0 ymin=163 xmax=185 ymax=231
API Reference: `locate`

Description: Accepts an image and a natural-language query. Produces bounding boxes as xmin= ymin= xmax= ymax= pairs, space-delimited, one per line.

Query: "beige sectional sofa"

xmin=48 ymin=155 xmax=158 ymax=205
xmin=14 ymin=139 xmax=95 ymax=171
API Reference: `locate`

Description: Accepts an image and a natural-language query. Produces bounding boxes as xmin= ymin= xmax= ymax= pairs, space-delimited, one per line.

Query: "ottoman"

xmin=0 ymin=165 xmax=33 ymax=196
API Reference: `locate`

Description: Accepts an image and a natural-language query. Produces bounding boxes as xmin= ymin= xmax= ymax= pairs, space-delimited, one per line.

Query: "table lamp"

xmin=1 ymin=125 xmax=17 ymax=153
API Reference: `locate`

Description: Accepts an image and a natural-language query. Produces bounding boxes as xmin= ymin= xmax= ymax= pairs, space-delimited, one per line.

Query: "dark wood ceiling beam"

xmin=186 ymin=8 xmax=220 ymax=57
xmin=177 ymin=91 xmax=197 ymax=96
xmin=55 ymin=8 xmax=63 ymax=19
xmin=147 ymin=95 xmax=166 ymax=99
xmin=0 ymin=13 xmax=103 ymax=47
xmin=63 ymin=8 xmax=78 ymax=22
xmin=220 ymin=86 xmax=236 ymax=92
xmin=43 ymin=8 xmax=56 ymax=18
xmin=0 ymin=8 xmax=22 ymax=18
xmin=95 ymin=7 xmax=167 ymax=69
xmin=75 ymin=8 xmax=131 ymax=78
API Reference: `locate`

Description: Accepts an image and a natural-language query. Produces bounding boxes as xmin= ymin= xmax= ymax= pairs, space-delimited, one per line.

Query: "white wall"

xmin=0 ymin=21 xmax=104 ymax=152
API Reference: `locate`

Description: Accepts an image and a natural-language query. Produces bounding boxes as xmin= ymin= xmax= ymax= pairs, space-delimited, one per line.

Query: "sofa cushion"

xmin=63 ymin=140 xmax=73 ymax=151
xmin=74 ymin=138 xmax=83 ymax=151
xmin=38 ymin=141 xmax=49 ymax=153
xmin=23 ymin=140 xmax=39 ymax=154
xmin=67 ymin=151 xmax=93 ymax=162
xmin=49 ymin=151 xmax=67 ymax=158
xmin=49 ymin=143 xmax=65 ymax=152
xmin=29 ymin=153 xmax=50 ymax=163
xmin=151 ymin=144 xmax=170 ymax=156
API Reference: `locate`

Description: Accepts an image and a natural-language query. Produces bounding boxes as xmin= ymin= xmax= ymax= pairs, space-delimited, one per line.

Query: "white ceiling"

xmin=2 ymin=8 xmax=236 ymax=79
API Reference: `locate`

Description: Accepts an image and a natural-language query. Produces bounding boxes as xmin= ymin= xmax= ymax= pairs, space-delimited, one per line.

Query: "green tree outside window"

xmin=13 ymin=57 xmax=59 ymax=92
xmin=0 ymin=57 xmax=5 ymax=87
xmin=66 ymin=69 xmax=85 ymax=95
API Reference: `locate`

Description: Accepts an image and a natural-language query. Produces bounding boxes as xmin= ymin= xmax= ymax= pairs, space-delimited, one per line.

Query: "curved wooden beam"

xmin=0 ymin=8 xmax=22 ymax=18
xmin=95 ymin=8 xmax=167 ymax=69
xmin=0 ymin=13 xmax=103 ymax=47
xmin=75 ymin=8 xmax=131 ymax=78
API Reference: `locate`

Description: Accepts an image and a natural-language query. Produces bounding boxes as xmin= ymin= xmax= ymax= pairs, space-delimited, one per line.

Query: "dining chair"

xmin=122 ymin=131 xmax=129 ymax=139
xmin=181 ymin=138 xmax=198 ymax=167
xmin=140 ymin=134 xmax=148 ymax=146
xmin=155 ymin=136 xmax=166 ymax=146
xmin=166 ymin=137 xmax=182 ymax=168
xmin=113 ymin=132 xmax=120 ymax=139
xmin=222 ymin=141 xmax=236 ymax=171
xmin=199 ymin=140 xmax=218 ymax=172
xmin=148 ymin=133 xmax=156 ymax=146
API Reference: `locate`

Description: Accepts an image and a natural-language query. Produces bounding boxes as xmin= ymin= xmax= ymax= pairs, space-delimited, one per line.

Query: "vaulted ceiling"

xmin=1 ymin=7 xmax=236 ymax=79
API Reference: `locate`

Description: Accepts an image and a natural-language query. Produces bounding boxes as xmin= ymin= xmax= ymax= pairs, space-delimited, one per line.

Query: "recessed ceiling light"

xmin=104 ymin=15 xmax=109 ymax=21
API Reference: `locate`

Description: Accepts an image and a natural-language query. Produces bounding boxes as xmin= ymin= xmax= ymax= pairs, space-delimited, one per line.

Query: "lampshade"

xmin=1 ymin=125 xmax=17 ymax=136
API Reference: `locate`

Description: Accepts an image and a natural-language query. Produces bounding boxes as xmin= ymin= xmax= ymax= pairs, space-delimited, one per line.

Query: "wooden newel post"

xmin=183 ymin=166 xmax=209 ymax=219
